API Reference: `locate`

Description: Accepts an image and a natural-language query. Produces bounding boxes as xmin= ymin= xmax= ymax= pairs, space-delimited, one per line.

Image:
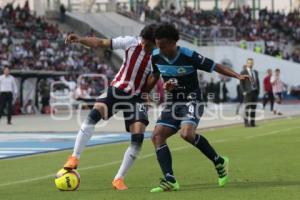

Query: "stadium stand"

xmin=116 ymin=3 xmax=300 ymax=63
xmin=0 ymin=3 xmax=115 ymax=74
xmin=0 ymin=2 xmax=116 ymax=114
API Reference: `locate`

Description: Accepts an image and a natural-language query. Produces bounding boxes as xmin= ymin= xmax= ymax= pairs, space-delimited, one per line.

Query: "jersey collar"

xmin=161 ymin=46 xmax=181 ymax=65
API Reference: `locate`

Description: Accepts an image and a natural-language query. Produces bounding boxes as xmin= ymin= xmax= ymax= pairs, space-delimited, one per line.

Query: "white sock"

xmin=72 ymin=121 xmax=95 ymax=158
xmin=114 ymin=144 xmax=141 ymax=180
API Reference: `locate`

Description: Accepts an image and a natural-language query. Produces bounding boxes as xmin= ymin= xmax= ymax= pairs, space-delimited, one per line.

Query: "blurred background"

xmin=1 ymin=0 xmax=300 ymax=116
xmin=0 ymin=0 xmax=300 ymax=135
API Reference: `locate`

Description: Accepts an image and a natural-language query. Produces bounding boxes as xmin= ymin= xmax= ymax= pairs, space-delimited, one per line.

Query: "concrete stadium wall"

xmin=64 ymin=12 xmax=123 ymax=68
xmin=66 ymin=12 xmax=144 ymax=60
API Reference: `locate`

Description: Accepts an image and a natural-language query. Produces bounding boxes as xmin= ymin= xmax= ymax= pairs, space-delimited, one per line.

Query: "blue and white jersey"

xmin=151 ymin=46 xmax=216 ymax=101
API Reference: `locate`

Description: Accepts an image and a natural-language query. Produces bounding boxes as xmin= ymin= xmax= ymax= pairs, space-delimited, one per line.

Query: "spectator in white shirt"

xmin=0 ymin=67 xmax=18 ymax=124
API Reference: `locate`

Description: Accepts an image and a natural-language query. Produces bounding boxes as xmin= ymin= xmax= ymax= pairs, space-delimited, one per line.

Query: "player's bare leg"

xmin=112 ymin=122 xmax=146 ymax=190
xmin=64 ymin=103 xmax=108 ymax=169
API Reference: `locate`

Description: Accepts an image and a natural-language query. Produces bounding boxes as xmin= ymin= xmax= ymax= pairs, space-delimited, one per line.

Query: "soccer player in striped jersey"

xmin=63 ymin=24 xmax=157 ymax=190
xmin=146 ymin=23 xmax=250 ymax=192
xmin=271 ymin=68 xmax=286 ymax=115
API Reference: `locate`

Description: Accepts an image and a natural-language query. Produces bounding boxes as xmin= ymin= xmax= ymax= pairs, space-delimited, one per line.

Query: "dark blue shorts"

xmin=97 ymin=86 xmax=149 ymax=132
xmin=156 ymin=101 xmax=204 ymax=131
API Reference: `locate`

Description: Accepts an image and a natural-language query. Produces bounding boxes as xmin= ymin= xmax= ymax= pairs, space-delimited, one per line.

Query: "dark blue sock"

xmin=87 ymin=109 xmax=102 ymax=125
xmin=194 ymin=134 xmax=224 ymax=165
xmin=156 ymin=144 xmax=176 ymax=183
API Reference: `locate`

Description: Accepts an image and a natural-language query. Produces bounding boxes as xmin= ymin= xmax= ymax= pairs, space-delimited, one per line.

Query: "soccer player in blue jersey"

xmin=146 ymin=23 xmax=250 ymax=192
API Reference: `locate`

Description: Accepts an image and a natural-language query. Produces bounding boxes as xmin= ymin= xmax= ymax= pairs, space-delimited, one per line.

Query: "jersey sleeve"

xmin=111 ymin=36 xmax=139 ymax=50
xmin=192 ymin=51 xmax=216 ymax=73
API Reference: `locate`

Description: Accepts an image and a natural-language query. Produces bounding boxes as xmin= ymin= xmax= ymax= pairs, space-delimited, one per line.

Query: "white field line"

xmin=1 ymin=126 xmax=299 ymax=188
xmin=2 ymin=141 xmax=132 ymax=161
xmin=0 ymin=151 xmax=37 ymax=154
xmin=0 ymin=146 xmax=189 ymax=188
xmin=246 ymin=126 xmax=300 ymax=139
xmin=0 ymin=148 xmax=58 ymax=151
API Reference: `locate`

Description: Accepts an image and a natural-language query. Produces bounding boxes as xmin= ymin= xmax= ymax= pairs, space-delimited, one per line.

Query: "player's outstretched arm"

xmin=214 ymin=64 xmax=250 ymax=81
xmin=65 ymin=33 xmax=111 ymax=49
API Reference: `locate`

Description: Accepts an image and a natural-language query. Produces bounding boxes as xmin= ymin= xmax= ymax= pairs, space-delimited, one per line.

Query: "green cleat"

xmin=150 ymin=178 xmax=180 ymax=193
xmin=215 ymin=156 xmax=229 ymax=187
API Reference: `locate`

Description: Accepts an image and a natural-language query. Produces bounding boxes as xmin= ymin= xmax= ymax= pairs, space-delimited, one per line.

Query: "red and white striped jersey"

xmin=110 ymin=36 xmax=152 ymax=94
xmin=271 ymin=75 xmax=285 ymax=94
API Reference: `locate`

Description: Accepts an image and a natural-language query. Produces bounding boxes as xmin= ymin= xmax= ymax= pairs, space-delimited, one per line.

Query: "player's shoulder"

xmin=113 ymin=35 xmax=138 ymax=42
xmin=179 ymin=46 xmax=194 ymax=57
xmin=124 ymin=36 xmax=140 ymax=47
xmin=152 ymin=48 xmax=160 ymax=56
xmin=152 ymin=48 xmax=161 ymax=61
xmin=112 ymin=36 xmax=140 ymax=50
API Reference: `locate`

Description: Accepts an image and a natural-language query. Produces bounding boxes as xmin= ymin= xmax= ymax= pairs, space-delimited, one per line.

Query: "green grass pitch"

xmin=0 ymin=117 xmax=300 ymax=200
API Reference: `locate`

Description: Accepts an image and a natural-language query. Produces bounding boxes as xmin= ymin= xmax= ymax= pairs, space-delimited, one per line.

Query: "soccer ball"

xmin=54 ymin=168 xmax=80 ymax=191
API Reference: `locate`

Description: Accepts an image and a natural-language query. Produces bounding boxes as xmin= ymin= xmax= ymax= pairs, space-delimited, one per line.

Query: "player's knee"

xmin=151 ymin=133 xmax=162 ymax=145
xmin=180 ymin=129 xmax=193 ymax=142
xmin=129 ymin=122 xmax=146 ymax=134
xmin=131 ymin=134 xmax=144 ymax=147
xmin=151 ymin=134 xmax=157 ymax=144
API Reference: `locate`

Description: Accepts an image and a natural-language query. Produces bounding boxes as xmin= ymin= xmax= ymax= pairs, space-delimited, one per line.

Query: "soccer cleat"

xmin=64 ymin=155 xmax=79 ymax=170
xmin=215 ymin=156 xmax=229 ymax=187
xmin=150 ymin=178 xmax=180 ymax=193
xmin=112 ymin=178 xmax=128 ymax=190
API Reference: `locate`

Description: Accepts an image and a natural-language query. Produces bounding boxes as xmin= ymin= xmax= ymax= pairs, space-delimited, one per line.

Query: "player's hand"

xmin=65 ymin=33 xmax=81 ymax=44
xmin=164 ymin=80 xmax=177 ymax=92
xmin=238 ymin=75 xmax=251 ymax=81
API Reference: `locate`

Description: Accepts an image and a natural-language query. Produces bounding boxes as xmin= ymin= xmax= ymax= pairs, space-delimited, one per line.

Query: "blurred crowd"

xmin=0 ymin=2 xmax=117 ymax=114
xmin=155 ymin=6 xmax=300 ymax=42
xmin=0 ymin=2 xmax=116 ymax=76
xmin=118 ymin=4 xmax=300 ymax=63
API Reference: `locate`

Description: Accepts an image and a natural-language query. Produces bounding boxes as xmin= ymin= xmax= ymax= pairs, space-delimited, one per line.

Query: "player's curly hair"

xmin=154 ymin=23 xmax=179 ymax=42
xmin=140 ymin=23 xmax=157 ymax=44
